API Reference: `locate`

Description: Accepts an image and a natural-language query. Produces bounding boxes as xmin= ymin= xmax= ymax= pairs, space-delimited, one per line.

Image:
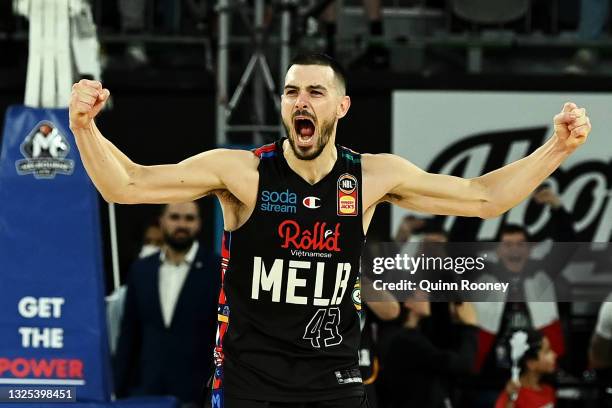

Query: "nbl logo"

xmin=337 ymin=174 xmax=358 ymax=216
xmin=338 ymin=175 xmax=356 ymax=194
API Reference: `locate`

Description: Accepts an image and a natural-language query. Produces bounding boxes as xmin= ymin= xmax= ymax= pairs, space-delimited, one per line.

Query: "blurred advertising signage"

xmin=0 ymin=297 xmax=85 ymax=386
xmin=392 ymin=91 xmax=612 ymax=243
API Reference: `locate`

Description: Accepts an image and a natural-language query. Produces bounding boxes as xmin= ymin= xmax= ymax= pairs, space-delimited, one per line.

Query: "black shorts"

xmin=222 ymin=395 xmax=370 ymax=408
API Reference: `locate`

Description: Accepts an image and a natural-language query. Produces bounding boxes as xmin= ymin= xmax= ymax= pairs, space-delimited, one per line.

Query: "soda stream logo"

xmin=261 ymin=189 xmax=297 ymax=214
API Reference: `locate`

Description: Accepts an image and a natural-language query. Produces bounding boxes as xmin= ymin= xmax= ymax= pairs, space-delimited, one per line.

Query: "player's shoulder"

xmin=207 ymin=147 xmax=260 ymax=170
xmin=361 ymin=152 xmax=402 ymax=172
xmin=361 ymin=152 xmax=396 ymax=160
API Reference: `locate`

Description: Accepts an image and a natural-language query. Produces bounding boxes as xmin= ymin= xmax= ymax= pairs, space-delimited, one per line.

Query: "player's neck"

xmin=283 ymin=138 xmax=337 ymax=185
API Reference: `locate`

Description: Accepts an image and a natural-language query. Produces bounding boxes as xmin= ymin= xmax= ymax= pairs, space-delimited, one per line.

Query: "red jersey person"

xmin=495 ymin=330 xmax=557 ymax=408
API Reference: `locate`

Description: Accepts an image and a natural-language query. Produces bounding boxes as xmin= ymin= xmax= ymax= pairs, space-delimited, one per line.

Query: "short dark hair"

xmin=289 ymin=52 xmax=347 ymax=93
xmin=498 ymin=224 xmax=530 ymax=241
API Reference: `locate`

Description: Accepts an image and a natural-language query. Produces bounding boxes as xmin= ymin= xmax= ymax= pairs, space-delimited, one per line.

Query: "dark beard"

xmin=283 ymin=118 xmax=335 ymax=161
xmin=164 ymin=231 xmax=195 ymax=252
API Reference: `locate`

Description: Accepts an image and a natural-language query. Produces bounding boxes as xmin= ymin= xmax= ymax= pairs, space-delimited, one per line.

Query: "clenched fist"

xmin=69 ymin=79 xmax=110 ymax=130
xmin=553 ymin=102 xmax=591 ymax=152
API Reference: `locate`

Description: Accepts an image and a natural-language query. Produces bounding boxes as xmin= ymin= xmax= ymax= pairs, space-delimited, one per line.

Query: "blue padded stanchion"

xmin=0 ymin=106 xmax=111 ymax=401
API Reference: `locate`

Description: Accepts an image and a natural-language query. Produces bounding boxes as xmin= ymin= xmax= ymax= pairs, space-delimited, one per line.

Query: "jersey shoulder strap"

xmin=252 ymin=142 xmax=278 ymax=159
xmin=337 ymin=144 xmax=362 ymax=171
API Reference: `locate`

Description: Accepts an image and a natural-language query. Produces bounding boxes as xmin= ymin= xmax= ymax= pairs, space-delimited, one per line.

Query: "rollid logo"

xmin=278 ymin=220 xmax=341 ymax=252
xmin=261 ymin=189 xmax=297 ymax=214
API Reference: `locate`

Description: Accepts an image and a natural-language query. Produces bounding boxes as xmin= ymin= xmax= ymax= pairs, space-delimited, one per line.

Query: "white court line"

xmin=0 ymin=379 xmax=86 ymax=386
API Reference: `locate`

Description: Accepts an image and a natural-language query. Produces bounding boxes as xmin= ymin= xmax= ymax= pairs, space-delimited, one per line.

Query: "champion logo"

xmin=302 ymin=196 xmax=321 ymax=209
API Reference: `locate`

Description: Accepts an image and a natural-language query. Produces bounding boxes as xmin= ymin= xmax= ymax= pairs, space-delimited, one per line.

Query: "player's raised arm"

xmin=365 ymin=102 xmax=591 ymax=219
xmin=69 ymin=80 xmax=253 ymax=204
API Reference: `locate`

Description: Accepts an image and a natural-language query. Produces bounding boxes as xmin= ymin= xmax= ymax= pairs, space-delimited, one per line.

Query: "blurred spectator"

xmin=590 ymin=293 xmax=612 ymax=406
xmin=471 ymin=187 xmax=577 ymax=407
xmin=394 ymin=214 xmax=426 ymax=244
xmin=360 ymin=229 xmax=401 ymax=408
xmin=113 ymin=202 xmax=220 ymax=407
xmin=380 ymin=295 xmax=478 ymax=408
xmin=360 ymin=297 xmax=401 ymax=408
xmin=321 ymin=0 xmax=389 ymax=69
xmin=494 ymin=331 xmax=557 ymax=408
xmin=415 ymin=226 xmax=459 ymax=351
xmin=394 ymin=215 xmax=442 ymax=250
xmin=106 ymin=284 xmax=127 ymax=355
xmin=590 ymin=293 xmax=612 ymax=370
xmin=139 ymin=222 xmax=164 ymax=258
xmin=378 ymin=220 xmax=454 ymax=349
xmin=567 ymin=0 xmax=610 ymax=73
xmin=107 ymin=220 xmax=164 ymax=355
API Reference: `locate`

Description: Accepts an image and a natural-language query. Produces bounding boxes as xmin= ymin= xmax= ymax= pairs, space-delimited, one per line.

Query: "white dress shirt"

xmin=158 ymin=241 xmax=199 ymax=328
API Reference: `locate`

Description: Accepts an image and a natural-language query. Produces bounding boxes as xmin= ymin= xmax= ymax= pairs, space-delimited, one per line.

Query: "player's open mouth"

xmin=294 ymin=116 xmax=316 ymax=146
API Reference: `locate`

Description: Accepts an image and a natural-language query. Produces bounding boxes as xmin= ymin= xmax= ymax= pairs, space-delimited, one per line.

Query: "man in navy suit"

xmin=114 ymin=201 xmax=220 ymax=407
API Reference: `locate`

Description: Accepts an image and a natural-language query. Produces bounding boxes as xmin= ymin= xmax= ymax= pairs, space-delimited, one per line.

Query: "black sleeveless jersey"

xmin=211 ymin=138 xmax=366 ymax=405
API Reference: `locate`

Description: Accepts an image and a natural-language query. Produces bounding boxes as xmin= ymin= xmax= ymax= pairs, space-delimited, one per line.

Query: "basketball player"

xmin=69 ymin=54 xmax=590 ymax=408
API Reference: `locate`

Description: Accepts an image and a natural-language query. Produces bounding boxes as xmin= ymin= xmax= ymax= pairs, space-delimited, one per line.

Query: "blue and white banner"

xmin=0 ymin=106 xmax=112 ymax=401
